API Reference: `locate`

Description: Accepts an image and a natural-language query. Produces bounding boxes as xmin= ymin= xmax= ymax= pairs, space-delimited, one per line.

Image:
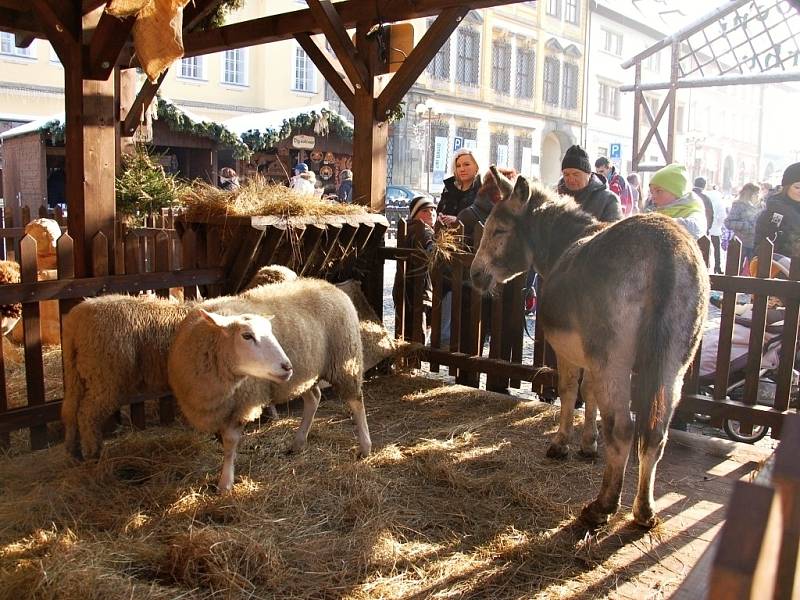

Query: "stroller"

xmin=698 ymin=302 xmax=799 ymax=443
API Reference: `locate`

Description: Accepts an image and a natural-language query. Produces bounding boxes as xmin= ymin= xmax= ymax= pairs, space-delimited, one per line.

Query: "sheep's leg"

xmin=218 ymin=424 xmax=242 ymax=493
xmin=291 ymin=385 xmax=321 ymax=453
xmin=77 ymin=388 xmax=115 ymax=460
xmin=266 ymin=404 xmax=279 ymax=419
xmin=346 ymin=393 xmax=372 ymax=458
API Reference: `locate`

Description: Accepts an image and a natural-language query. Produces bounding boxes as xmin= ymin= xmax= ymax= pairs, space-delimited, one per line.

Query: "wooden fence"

xmin=387 ymin=220 xmax=799 ymax=439
xmin=1 ymin=214 xmax=799 ymax=452
xmin=675 ymin=413 xmax=800 ymax=599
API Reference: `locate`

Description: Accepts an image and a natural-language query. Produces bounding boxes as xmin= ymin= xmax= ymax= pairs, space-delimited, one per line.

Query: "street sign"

xmin=610 ymin=143 xmax=621 ymax=159
xmin=453 ymin=136 xmax=464 ymax=152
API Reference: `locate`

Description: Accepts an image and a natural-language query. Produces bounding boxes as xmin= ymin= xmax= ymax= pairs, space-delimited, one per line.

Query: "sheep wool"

xmin=170 ymin=277 xmax=371 ymax=491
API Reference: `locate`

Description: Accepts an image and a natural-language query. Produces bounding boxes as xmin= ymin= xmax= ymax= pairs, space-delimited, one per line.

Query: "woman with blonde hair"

xmin=437 ymin=148 xmax=481 ymax=226
xmin=725 ymin=182 xmax=762 ymax=262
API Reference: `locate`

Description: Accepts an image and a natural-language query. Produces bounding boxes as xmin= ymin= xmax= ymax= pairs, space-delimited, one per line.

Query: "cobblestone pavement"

xmin=381 ymin=247 xmax=779 ymax=452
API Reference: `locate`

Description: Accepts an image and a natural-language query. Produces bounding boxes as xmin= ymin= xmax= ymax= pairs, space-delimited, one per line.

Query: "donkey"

xmin=470 ymin=167 xmax=708 ymax=528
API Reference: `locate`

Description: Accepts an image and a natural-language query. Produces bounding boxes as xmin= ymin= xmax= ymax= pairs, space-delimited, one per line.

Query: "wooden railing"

xmin=387 ymin=221 xmax=799 ymax=438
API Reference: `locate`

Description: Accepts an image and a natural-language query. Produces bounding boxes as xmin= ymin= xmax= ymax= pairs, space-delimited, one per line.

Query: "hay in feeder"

xmin=180 ymin=179 xmax=370 ymax=220
xmin=0 ymin=372 xmax=704 ymax=599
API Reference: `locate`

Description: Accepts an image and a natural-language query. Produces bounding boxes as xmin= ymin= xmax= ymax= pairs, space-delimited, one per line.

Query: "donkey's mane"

xmin=523 ymin=187 xmax=606 ymax=276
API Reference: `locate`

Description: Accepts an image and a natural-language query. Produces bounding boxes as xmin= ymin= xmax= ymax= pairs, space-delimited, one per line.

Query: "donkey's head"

xmin=471 ymin=166 xmax=546 ymax=293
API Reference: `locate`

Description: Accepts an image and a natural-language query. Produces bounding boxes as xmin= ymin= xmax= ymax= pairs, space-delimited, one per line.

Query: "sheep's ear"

xmin=199 ymin=309 xmax=226 ymax=328
xmin=261 ymin=314 xmax=275 ymax=321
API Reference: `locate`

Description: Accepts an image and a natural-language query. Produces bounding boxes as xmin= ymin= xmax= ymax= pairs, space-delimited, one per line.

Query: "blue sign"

xmin=610 ymin=143 xmax=622 ymax=159
xmin=453 ymin=136 xmax=464 ymax=152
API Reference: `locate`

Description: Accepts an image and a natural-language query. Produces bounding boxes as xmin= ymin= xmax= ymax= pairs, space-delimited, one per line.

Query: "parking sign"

xmin=453 ymin=136 xmax=464 ymax=152
xmin=610 ymin=143 xmax=621 ymax=159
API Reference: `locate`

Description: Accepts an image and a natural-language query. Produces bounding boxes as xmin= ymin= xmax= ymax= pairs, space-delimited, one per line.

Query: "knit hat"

xmin=561 ymin=145 xmax=592 ymax=174
xmin=650 ymin=163 xmax=689 ymax=198
xmin=782 ymin=162 xmax=800 ymax=188
xmin=340 ymin=169 xmax=352 ymax=180
xmin=294 ymin=162 xmax=309 ymax=174
xmin=693 ymin=176 xmax=706 ymax=190
xmin=409 ymin=195 xmax=436 ymax=220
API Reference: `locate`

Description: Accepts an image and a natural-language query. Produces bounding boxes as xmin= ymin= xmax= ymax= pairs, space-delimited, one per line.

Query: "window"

xmin=490 ymin=132 xmax=509 ymax=167
xmin=644 ymin=51 xmax=661 ymax=72
xmin=565 ymin=0 xmax=579 ymax=25
xmin=602 ymin=29 xmax=623 ymax=56
xmin=456 ymin=29 xmax=480 ymax=87
xmin=491 ymin=39 xmax=511 ymax=94
xmin=180 ymin=56 xmax=204 ymax=79
xmin=547 ymin=0 xmax=561 ymax=18
xmin=293 ymin=45 xmax=316 ymax=92
xmin=456 ymin=126 xmax=478 ymax=148
xmin=223 ymin=48 xmax=247 ymax=85
xmin=515 ymin=47 xmax=535 ymax=98
xmin=562 ymin=63 xmax=578 ymax=109
xmin=0 ymin=32 xmax=33 ymax=58
xmin=428 ymin=33 xmax=450 ymax=80
xmin=598 ymin=82 xmax=619 ymax=117
xmin=543 ymin=56 xmax=560 ymax=106
xmin=514 ymin=136 xmax=531 ymax=173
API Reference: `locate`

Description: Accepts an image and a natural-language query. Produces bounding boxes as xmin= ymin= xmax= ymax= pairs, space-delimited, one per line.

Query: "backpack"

xmin=694 ymin=189 xmax=714 ymax=235
xmin=608 ymin=171 xmax=633 ymax=216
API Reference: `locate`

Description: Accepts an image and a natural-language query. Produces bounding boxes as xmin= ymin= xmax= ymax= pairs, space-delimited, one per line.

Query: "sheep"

xmin=242 ymin=264 xmax=298 ymax=291
xmin=61 ymin=265 xmax=298 ymax=460
xmin=169 ymin=277 xmax=372 ymax=492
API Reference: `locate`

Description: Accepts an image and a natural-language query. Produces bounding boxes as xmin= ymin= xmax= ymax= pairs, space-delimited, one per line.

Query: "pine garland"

xmin=156 ymin=98 xmax=252 ymax=160
xmin=240 ymin=109 xmax=354 ymax=153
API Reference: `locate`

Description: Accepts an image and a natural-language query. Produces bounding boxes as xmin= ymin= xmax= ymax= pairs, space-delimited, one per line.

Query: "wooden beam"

xmin=122 ymin=71 xmax=166 ymax=136
xmin=306 ymin=0 xmax=368 ymax=92
xmin=13 ymin=31 xmax=34 ymax=47
xmin=87 ymin=11 xmax=135 ymax=80
xmin=294 ymin=32 xmax=355 ymax=113
xmin=30 ymin=0 xmax=79 ymax=61
xmin=183 ymin=0 xmax=527 ymax=57
xmin=376 ymin=6 xmax=467 ymax=118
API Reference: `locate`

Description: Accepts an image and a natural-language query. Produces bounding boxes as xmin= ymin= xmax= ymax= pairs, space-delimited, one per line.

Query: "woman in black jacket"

xmin=437 ymin=148 xmax=481 ymax=225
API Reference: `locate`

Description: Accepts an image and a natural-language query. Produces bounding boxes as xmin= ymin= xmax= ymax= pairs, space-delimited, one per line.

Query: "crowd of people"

xmin=216 ymin=162 xmax=356 ymax=204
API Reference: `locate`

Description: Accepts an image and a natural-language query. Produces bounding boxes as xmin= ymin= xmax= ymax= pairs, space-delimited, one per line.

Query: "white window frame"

xmin=597 ymin=81 xmax=620 ymax=118
xmin=0 ymin=32 xmax=34 ymax=58
xmin=221 ymin=48 xmax=248 ymax=86
xmin=292 ymin=44 xmax=317 ymax=93
xmin=179 ymin=56 xmax=206 ymax=80
xmin=601 ymin=29 xmax=623 ymax=56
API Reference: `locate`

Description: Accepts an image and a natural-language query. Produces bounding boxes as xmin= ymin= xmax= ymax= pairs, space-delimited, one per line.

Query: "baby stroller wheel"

xmin=723 ymin=419 xmax=769 ymax=444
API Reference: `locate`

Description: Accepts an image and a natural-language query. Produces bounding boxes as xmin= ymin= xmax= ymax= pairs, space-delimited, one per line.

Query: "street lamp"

xmin=415 ymin=99 xmax=437 ymax=194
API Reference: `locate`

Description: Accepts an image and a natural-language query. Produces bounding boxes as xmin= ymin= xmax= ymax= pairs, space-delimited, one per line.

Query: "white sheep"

xmin=166 ymin=308 xmax=294 ymax=491
xmin=61 ymin=266 xmax=298 ymax=460
xmin=169 ymin=277 xmax=372 ymax=492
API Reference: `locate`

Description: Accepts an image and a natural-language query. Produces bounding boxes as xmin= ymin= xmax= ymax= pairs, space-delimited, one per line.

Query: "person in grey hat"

xmin=392 ymin=195 xmax=438 ymax=341
xmin=337 ymin=169 xmax=353 ymax=203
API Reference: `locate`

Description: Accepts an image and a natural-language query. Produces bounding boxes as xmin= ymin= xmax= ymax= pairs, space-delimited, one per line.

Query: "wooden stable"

xmin=0 ymin=1 xmax=799 ymax=597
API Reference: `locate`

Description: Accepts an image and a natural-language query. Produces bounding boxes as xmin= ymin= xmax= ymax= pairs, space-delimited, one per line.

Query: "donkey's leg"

xmin=633 ymin=373 xmax=682 ymax=528
xmin=579 ymin=372 xmax=599 ymax=458
xmin=547 ymin=357 xmax=581 ymax=459
xmin=291 ymin=385 xmax=322 ymax=454
xmin=580 ymin=369 xmax=633 ymax=526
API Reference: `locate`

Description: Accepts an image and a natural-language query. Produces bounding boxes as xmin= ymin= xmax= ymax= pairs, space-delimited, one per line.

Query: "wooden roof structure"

xmin=0 ymin=0 xmax=528 ymax=278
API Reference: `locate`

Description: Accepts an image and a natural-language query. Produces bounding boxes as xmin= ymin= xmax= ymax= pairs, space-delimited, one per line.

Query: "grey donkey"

xmin=470 ymin=166 xmax=708 ymax=528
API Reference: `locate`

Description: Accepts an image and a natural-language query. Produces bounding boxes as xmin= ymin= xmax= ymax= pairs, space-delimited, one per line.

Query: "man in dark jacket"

xmin=755 ymin=162 xmax=800 ymax=257
xmin=557 ymin=145 xmax=622 ymax=222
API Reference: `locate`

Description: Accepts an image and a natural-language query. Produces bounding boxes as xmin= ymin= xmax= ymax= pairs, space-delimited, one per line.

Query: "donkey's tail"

xmin=631 ymin=256 xmax=677 ymax=442
xmin=60 ymin=312 xmax=84 ymax=460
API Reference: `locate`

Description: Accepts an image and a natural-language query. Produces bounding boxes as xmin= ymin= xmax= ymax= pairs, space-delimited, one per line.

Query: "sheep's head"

xmin=199 ymin=310 xmax=293 ymax=383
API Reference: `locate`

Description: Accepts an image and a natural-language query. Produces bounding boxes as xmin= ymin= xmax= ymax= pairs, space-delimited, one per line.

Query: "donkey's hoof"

xmin=633 ymin=508 xmax=660 ymax=529
xmin=578 ymin=446 xmax=598 ymax=460
xmin=580 ymin=500 xmax=615 ymax=527
xmin=546 ymin=443 xmax=569 ymax=459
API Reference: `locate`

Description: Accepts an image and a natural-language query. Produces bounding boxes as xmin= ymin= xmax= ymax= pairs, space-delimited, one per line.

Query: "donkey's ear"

xmin=489 ymin=165 xmax=513 ymax=197
xmin=506 ymin=174 xmax=531 ymax=212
